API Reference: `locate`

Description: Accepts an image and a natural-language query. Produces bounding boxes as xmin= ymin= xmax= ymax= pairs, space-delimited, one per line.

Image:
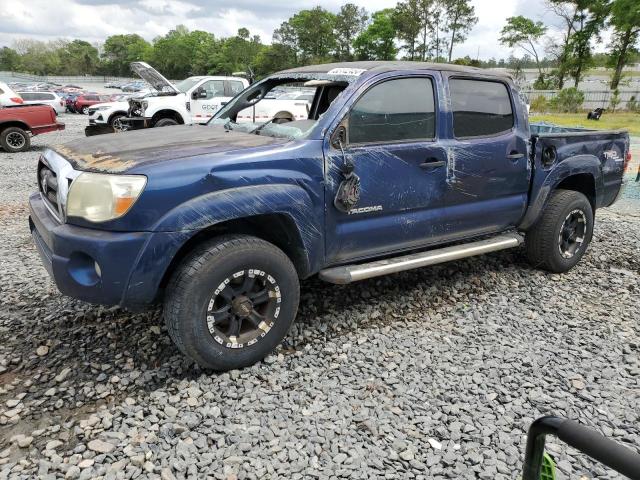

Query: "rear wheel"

xmin=0 ymin=127 xmax=30 ymax=153
xmin=154 ymin=118 xmax=178 ymax=128
xmin=164 ymin=235 xmax=300 ymax=371
xmin=525 ymin=189 xmax=594 ymax=273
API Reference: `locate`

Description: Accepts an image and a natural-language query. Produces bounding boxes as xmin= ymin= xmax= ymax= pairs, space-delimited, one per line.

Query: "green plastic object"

xmin=539 ymin=453 xmax=557 ymax=480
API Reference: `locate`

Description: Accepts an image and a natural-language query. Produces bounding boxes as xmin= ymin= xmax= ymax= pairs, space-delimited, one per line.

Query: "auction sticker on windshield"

xmin=328 ymin=68 xmax=367 ymax=76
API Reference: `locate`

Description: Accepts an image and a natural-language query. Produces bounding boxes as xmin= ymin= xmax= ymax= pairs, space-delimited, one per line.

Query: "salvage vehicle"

xmin=85 ymin=100 xmax=130 ymax=135
xmin=28 ymin=61 xmax=630 ymax=370
xmin=0 ymin=104 xmax=65 ymax=152
xmin=122 ymin=62 xmax=249 ymax=129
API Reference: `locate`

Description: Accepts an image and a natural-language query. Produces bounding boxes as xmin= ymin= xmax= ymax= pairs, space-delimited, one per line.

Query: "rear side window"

xmin=349 ymin=77 xmax=435 ymax=144
xmin=450 ymin=79 xmax=513 ymax=137
xmin=227 ymin=81 xmax=245 ymax=96
xmin=20 ymin=92 xmax=35 ymax=100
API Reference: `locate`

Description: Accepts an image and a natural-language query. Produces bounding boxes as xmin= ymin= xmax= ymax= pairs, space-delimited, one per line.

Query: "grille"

xmin=38 ymin=160 xmax=60 ymax=218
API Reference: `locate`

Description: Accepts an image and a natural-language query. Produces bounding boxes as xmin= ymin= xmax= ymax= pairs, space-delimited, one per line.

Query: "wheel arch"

xmin=151 ymin=109 xmax=184 ymax=125
xmin=0 ymin=121 xmax=30 ymax=133
xmin=157 ymin=213 xmax=312 ymax=297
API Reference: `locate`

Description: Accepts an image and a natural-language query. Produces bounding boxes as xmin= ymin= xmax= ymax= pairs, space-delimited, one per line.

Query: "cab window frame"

xmin=344 ymin=74 xmax=438 ymax=148
xmin=448 ymin=76 xmax=516 ymax=140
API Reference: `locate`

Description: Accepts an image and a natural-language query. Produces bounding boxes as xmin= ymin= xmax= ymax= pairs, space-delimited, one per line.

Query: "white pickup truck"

xmin=122 ymin=62 xmax=249 ymax=130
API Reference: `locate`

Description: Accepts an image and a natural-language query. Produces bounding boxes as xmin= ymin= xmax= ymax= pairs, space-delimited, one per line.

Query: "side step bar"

xmin=319 ymin=233 xmax=524 ymax=284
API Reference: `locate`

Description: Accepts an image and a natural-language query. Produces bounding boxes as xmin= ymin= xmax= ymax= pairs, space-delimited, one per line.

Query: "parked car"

xmin=123 ymin=62 xmax=249 ymax=129
xmin=121 ymin=81 xmax=148 ymax=92
xmin=0 ymin=81 xmax=24 ymax=107
xmin=17 ymin=91 xmax=65 ymax=115
xmin=74 ymin=94 xmax=111 ymax=114
xmin=0 ymin=104 xmax=65 ymax=152
xmin=63 ymin=93 xmax=80 ymax=113
xmin=86 ymin=100 xmax=130 ymax=134
xmin=28 ymin=61 xmax=631 ymax=370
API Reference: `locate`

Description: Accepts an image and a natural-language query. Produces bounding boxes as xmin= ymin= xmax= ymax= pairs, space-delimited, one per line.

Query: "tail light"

xmin=10 ymin=97 xmax=23 ymax=104
xmin=624 ymin=150 xmax=632 ymax=173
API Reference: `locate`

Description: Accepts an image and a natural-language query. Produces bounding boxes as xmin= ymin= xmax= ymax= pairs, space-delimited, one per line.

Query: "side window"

xmin=349 ymin=77 xmax=435 ymax=144
xmin=199 ymin=80 xmax=225 ymax=99
xmin=0 ymin=87 xmax=4 ymax=94
xmin=20 ymin=93 xmax=34 ymax=100
xmin=227 ymin=81 xmax=245 ymax=96
xmin=450 ymin=79 xmax=514 ymax=138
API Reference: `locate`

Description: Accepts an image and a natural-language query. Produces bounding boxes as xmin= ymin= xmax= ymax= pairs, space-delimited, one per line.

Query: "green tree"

xmin=499 ymin=16 xmax=547 ymax=78
xmin=102 ymin=34 xmax=152 ymax=76
xmin=12 ymin=39 xmax=60 ymax=75
xmin=58 ymin=40 xmax=100 ymax=75
xmin=0 ymin=47 xmax=20 ymax=71
xmin=254 ymin=43 xmax=297 ymax=76
xmin=392 ymin=0 xmax=423 ymax=60
xmin=354 ymin=9 xmax=398 ymax=60
xmin=214 ymin=29 xmax=263 ymax=75
xmin=276 ymin=7 xmax=337 ymax=64
xmin=444 ymin=0 xmax=477 ymax=61
xmin=607 ymin=0 xmax=640 ymax=89
xmin=151 ymin=26 xmax=219 ymax=79
xmin=334 ymin=3 xmax=369 ymax=61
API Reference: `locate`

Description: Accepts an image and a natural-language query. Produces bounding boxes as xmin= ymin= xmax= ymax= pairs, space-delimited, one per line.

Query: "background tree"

xmin=334 ymin=3 xmax=368 ymax=61
xmin=392 ymin=0 xmax=423 ymax=60
xmin=214 ymin=29 xmax=262 ymax=75
xmin=11 ymin=39 xmax=60 ymax=75
xmin=58 ymin=40 xmax=100 ymax=75
xmin=279 ymin=7 xmax=337 ymax=64
xmin=607 ymin=0 xmax=640 ymax=89
xmin=499 ymin=16 xmax=547 ymax=78
xmin=0 ymin=47 xmax=20 ymax=71
xmin=354 ymin=9 xmax=398 ymax=60
xmin=102 ymin=34 xmax=152 ymax=76
xmin=445 ymin=0 xmax=477 ymax=61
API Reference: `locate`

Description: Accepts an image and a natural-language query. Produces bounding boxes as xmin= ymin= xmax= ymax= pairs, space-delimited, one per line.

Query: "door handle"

xmin=507 ymin=152 xmax=524 ymax=160
xmin=419 ymin=159 xmax=446 ymax=169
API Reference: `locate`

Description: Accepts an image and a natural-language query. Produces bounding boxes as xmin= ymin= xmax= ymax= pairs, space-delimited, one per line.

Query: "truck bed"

xmin=519 ymin=123 xmax=630 ymax=229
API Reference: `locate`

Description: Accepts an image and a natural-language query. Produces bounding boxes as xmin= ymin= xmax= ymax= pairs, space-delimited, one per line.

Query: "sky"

xmin=0 ymin=0 xmax=610 ymax=61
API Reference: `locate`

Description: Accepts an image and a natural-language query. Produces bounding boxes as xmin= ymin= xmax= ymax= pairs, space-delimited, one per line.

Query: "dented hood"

xmin=130 ymin=61 xmax=179 ymax=94
xmin=51 ymin=125 xmax=286 ymax=174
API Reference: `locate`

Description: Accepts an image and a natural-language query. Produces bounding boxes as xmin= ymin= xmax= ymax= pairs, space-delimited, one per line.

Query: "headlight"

xmin=66 ymin=173 xmax=146 ymax=222
xmin=141 ymin=101 xmax=148 ymax=110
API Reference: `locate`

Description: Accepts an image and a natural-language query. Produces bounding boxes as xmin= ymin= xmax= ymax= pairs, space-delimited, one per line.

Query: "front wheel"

xmin=81 ymin=106 xmax=90 ymax=115
xmin=525 ymin=189 xmax=594 ymax=273
xmin=164 ymin=235 xmax=300 ymax=371
xmin=154 ymin=118 xmax=178 ymax=128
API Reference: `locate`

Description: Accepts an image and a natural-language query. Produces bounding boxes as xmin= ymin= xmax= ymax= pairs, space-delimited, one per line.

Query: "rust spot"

xmin=53 ymin=145 xmax=137 ymax=173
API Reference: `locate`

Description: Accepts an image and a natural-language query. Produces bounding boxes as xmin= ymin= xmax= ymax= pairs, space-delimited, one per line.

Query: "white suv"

xmin=0 ymin=82 xmax=24 ymax=107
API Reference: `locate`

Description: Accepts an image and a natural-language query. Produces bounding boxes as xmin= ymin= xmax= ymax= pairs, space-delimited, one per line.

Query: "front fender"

xmin=153 ymin=183 xmax=324 ymax=271
xmin=518 ymin=154 xmax=601 ymax=230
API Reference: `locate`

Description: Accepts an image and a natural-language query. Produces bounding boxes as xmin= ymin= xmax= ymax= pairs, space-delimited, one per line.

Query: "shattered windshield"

xmin=174 ymin=78 xmax=200 ymax=93
xmin=210 ymin=73 xmax=356 ymax=140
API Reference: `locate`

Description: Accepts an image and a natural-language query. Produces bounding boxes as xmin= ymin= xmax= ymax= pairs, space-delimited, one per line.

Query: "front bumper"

xmin=121 ymin=116 xmax=148 ymax=130
xmin=29 ymin=193 xmax=191 ymax=308
xmin=85 ymin=124 xmax=115 ymax=136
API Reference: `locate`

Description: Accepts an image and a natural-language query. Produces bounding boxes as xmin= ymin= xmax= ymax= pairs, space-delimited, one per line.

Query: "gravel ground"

xmin=0 ymin=114 xmax=639 ymax=479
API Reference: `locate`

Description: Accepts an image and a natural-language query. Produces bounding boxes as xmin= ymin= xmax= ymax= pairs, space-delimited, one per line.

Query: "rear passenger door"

xmin=324 ymin=74 xmax=450 ymax=264
xmin=441 ymin=75 xmax=530 ymax=237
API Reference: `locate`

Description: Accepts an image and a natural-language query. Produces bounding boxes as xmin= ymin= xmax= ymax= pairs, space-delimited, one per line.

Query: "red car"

xmin=73 ymin=94 xmax=111 ymax=115
xmin=0 ymin=105 xmax=65 ymax=152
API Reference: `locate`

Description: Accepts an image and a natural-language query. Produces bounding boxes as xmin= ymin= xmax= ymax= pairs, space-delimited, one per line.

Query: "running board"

xmin=319 ymin=233 xmax=524 ymax=284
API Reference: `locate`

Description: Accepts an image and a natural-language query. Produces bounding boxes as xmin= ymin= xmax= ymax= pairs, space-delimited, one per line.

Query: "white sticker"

xmin=328 ymin=68 xmax=366 ymax=76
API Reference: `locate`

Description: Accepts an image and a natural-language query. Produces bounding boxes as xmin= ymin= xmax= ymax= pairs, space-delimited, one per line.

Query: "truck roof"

xmin=279 ymin=61 xmax=512 ymax=79
xmin=188 ymin=76 xmax=247 ymax=82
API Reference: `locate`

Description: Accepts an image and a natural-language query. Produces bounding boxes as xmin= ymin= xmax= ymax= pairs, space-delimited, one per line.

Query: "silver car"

xmin=16 ymin=91 xmax=65 ymax=115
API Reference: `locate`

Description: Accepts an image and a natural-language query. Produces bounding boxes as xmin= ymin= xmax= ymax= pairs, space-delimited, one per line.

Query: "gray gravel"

xmin=1 ymin=114 xmax=639 ymax=479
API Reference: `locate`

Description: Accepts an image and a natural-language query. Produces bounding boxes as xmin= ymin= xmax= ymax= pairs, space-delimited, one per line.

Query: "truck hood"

xmin=51 ymin=125 xmax=287 ymax=174
xmin=130 ymin=61 xmax=179 ymax=94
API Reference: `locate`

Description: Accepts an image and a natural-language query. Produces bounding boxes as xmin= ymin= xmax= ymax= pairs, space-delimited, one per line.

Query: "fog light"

xmin=67 ymin=252 xmax=100 ymax=286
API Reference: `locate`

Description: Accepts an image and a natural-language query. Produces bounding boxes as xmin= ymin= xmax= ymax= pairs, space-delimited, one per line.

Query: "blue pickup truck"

xmin=29 ymin=62 xmax=631 ymax=370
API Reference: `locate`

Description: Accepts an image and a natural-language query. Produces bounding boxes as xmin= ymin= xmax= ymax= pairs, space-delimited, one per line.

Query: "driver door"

xmin=190 ymin=80 xmax=227 ymax=122
xmin=324 ymin=74 xmax=450 ymax=264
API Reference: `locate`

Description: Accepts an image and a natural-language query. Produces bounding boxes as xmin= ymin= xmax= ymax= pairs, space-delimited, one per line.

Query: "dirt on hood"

xmin=51 ymin=124 xmax=286 ymax=174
